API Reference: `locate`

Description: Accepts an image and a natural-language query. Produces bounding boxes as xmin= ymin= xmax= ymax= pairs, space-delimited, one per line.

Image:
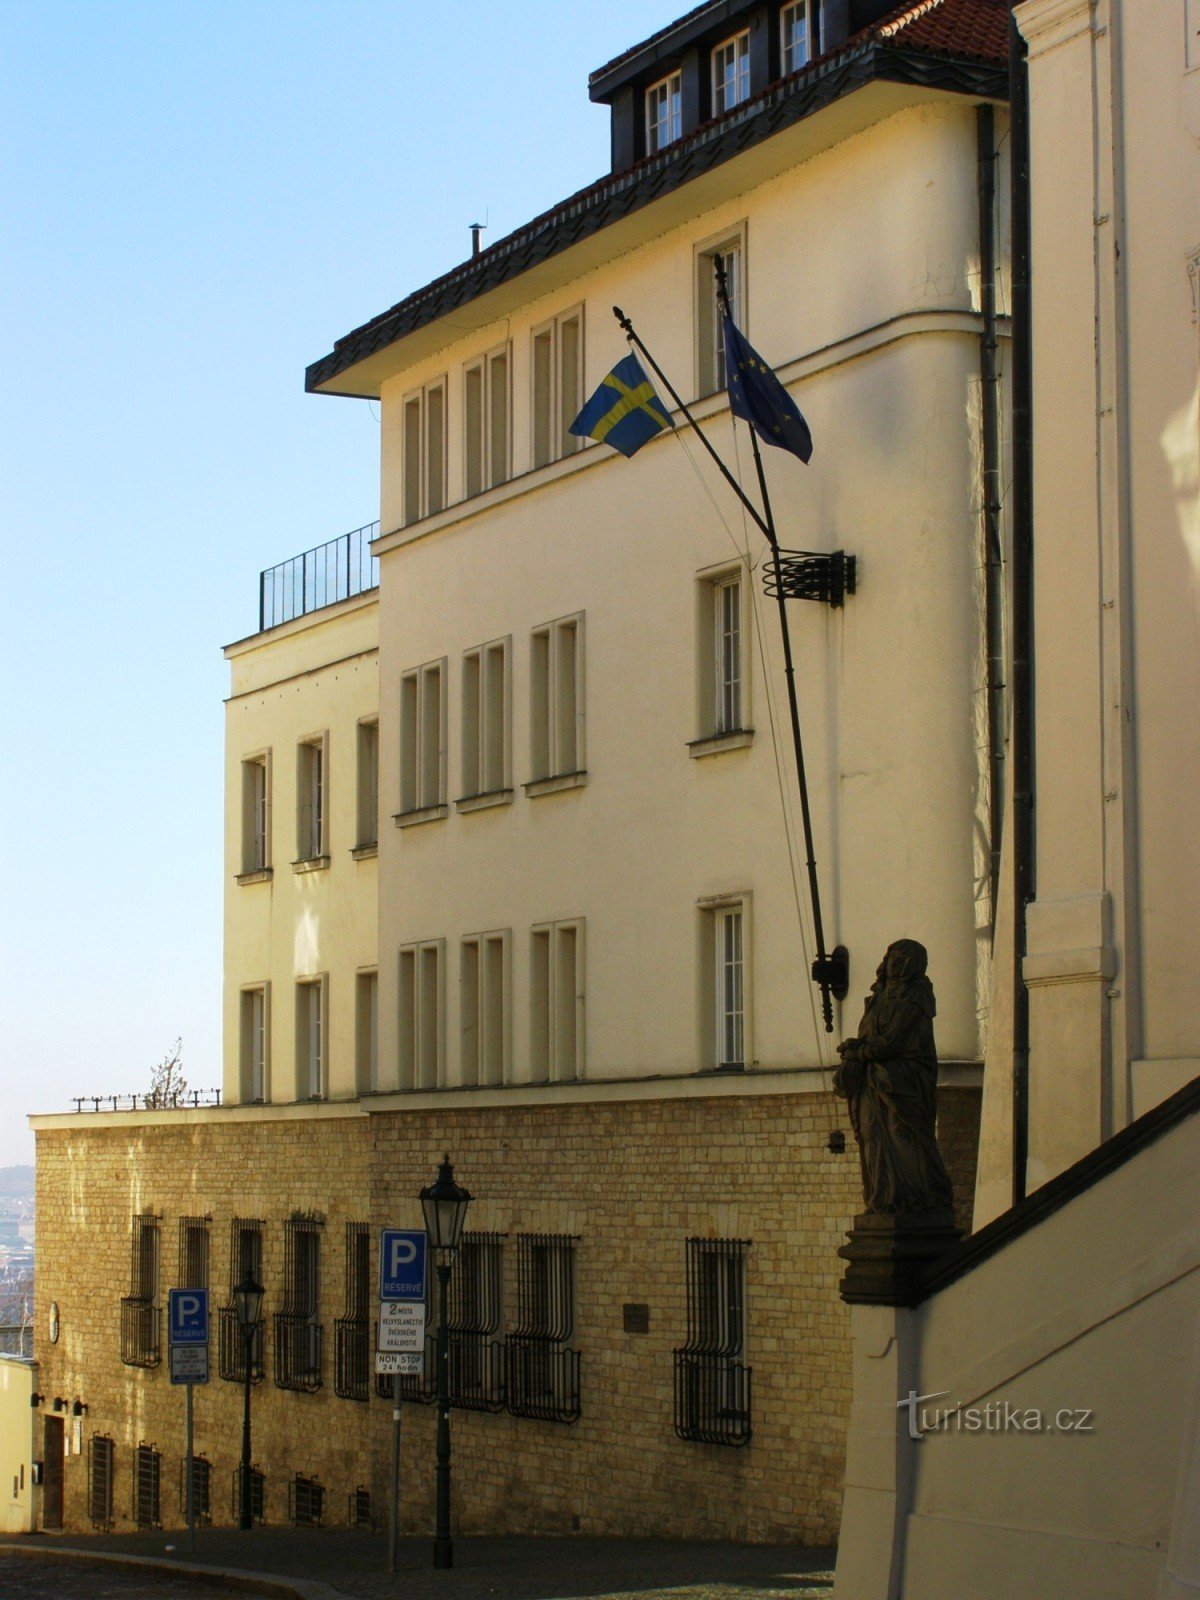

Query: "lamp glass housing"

xmin=233 ymin=1272 xmax=265 ymax=1331
xmin=419 ymin=1156 xmax=472 ymax=1259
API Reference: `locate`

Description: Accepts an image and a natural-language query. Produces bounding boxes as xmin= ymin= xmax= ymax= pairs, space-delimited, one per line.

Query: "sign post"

xmin=168 ymin=1289 xmax=209 ymax=1556
xmin=378 ymin=1231 xmax=426 ymax=1575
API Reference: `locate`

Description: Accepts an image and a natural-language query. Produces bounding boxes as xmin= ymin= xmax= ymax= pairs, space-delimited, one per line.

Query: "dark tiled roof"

xmin=307 ymin=0 xmax=1008 ymax=395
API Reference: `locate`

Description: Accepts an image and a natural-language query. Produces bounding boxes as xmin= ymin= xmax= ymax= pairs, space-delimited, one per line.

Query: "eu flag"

xmin=723 ymin=316 xmax=813 ymax=463
xmin=569 ymin=353 xmax=675 ymax=458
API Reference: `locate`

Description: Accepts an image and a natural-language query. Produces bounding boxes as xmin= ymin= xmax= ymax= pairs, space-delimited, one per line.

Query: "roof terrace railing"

xmin=259 ymin=521 xmax=379 ymax=631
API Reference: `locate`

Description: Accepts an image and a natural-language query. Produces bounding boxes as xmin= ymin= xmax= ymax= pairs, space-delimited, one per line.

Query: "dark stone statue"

xmin=833 ymin=939 xmax=956 ymax=1217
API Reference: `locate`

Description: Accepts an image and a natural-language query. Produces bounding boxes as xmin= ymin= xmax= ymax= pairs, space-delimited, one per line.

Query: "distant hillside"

xmin=0 ymin=1167 xmax=33 ymax=1200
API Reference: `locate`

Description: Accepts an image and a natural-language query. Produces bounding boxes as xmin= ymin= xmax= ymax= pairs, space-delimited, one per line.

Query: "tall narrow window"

xmin=700 ymin=896 xmax=750 ymax=1070
xmin=529 ymin=614 xmax=584 ymax=785
xmin=461 ymin=638 xmax=510 ymax=801
xmin=355 ymin=720 xmax=379 ymax=851
xmin=460 ymin=930 xmax=510 ymax=1086
xmin=296 ymin=977 xmax=326 ymax=1099
xmin=715 ymin=573 xmax=742 ymax=733
xmin=402 ymin=377 xmax=447 ymax=524
xmin=398 ymin=660 xmax=446 ymax=818
xmin=445 ymin=1232 xmax=506 ymax=1411
xmin=711 ymin=31 xmax=750 ymax=114
xmin=134 ymin=1442 xmax=162 ymax=1528
xmin=178 ymin=1216 xmax=210 ymax=1291
xmin=355 ymin=969 xmax=378 ymax=1092
xmin=296 ymin=736 xmax=327 ymax=862
xmin=530 ymin=919 xmax=584 ymax=1082
xmin=240 ymin=754 xmax=270 ymax=875
xmin=532 ymin=308 xmax=584 ymax=469
xmin=334 ymin=1221 xmax=370 ymax=1402
xmin=219 ymin=1218 xmax=264 ymax=1384
xmin=506 ymin=1234 xmax=581 ymax=1423
xmin=120 ymin=1215 xmax=160 ymax=1368
xmin=274 ymin=1214 xmax=323 ymax=1392
xmin=674 ymin=1237 xmax=751 ymax=1445
xmin=696 ymin=231 xmax=745 ymax=396
xmin=781 ymin=1 xmax=816 ymax=73
xmin=645 ymin=70 xmax=682 ymax=153
xmin=87 ymin=1436 xmax=115 ymax=1529
xmin=464 ymin=345 xmax=510 ymax=497
xmin=239 ymin=985 xmax=269 ymax=1103
xmin=398 ymin=939 xmax=445 ymax=1089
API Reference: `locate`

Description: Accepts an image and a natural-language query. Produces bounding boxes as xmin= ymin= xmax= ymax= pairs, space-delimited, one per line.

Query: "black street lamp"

xmin=419 ymin=1154 xmax=472 ymax=1569
xmin=233 ymin=1270 xmax=264 ymax=1531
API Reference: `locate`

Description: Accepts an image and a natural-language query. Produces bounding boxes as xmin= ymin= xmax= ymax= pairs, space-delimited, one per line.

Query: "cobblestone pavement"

xmin=6 ymin=1530 xmax=837 ymax=1600
xmin=0 ymin=1550 xmax=261 ymax=1599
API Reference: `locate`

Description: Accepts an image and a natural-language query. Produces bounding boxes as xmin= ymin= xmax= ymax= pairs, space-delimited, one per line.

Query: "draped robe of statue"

xmin=833 ymin=939 xmax=956 ymax=1217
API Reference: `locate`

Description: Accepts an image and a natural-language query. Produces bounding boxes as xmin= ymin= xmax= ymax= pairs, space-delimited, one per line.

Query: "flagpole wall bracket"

xmin=812 ymin=945 xmax=850 ymax=1003
xmin=764 ymin=549 xmax=856 ymax=609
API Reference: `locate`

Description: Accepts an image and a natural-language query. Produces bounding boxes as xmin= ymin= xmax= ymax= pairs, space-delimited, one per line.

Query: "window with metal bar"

xmin=120 ymin=1214 xmax=160 ymax=1367
xmin=673 ymin=1237 xmax=752 ymax=1445
xmin=133 ymin=1442 xmax=162 ymax=1528
xmin=178 ymin=1216 xmax=210 ymax=1291
xmin=334 ymin=1222 xmax=370 ymax=1401
xmin=88 ymin=1435 xmax=115 ymax=1529
xmin=230 ymin=1464 xmax=265 ymax=1525
xmin=288 ymin=1473 xmax=324 ymax=1527
xmin=348 ymin=1485 xmax=373 ymax=1529
xmin=219 ymin=1218 xmax=265 ymax=1384
xmin=274 ymin=1214 xmax=323 ymax=1392
xmin=445 ymin=1231 xmax=506 ymax=1411
xmin=506 ymin=1234 xmax=581 ymax=1423
xmin=178 ymin=1455 xmax=212 ymax=1525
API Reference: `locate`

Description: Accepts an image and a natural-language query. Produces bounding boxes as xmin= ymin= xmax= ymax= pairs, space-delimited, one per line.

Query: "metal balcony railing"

xmin=259 ymin=521 xmax=379 ymax=631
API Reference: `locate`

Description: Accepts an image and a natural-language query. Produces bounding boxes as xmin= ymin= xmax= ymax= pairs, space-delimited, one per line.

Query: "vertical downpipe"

xmin=977 ymin=104 xmax=1005 ymax=927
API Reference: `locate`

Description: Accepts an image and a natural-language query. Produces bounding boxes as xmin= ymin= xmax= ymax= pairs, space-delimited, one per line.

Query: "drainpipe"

xmin=977 ymin=104 xmax=1004 ymax=927
xmin=1009 ymin=8 xmax=1035 ymax=1207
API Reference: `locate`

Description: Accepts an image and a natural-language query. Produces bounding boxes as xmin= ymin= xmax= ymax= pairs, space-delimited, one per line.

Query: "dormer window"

xmin=645 ymin=70 xmax=682 ymax=154
xmin=712 ymin=31 xmax=750 ymax=115
xmin=781 ymin=2 xmax=816 ymax=75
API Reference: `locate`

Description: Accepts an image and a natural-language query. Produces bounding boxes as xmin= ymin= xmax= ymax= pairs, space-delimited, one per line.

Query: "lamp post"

xmin=419 ymin=1154 xmax=472 ymax=1570
xmin=233 ymin=1270 xmax=264 ymax=1531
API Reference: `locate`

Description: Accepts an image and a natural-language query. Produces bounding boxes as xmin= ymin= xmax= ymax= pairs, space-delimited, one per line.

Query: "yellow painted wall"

xmin=0 ymin=1355 xmax=37 ymax=1533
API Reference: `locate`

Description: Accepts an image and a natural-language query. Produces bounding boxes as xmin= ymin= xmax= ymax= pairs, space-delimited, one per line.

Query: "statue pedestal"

xmin=838 ymin=1211 xmax=961 ymax=1306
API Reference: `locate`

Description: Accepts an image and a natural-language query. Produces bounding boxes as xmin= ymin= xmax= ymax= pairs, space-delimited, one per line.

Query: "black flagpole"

xmin=611 ymin=292 xmax=841 ymax=1034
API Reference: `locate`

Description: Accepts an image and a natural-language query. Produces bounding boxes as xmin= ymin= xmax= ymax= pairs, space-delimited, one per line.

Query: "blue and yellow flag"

xmin=724 ymin=315 xmax=813 ymax=463
xmin=569 ymin=353 xmax=675 ymax=457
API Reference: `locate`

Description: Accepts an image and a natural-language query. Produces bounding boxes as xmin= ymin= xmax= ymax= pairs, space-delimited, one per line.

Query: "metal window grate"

xmin=348 ymin=1485 xmax=373 ymax=1529
xmin=87 ymin=1435 xmax=115 ymax=1529
xmin=334 ymin=1222 xmax=370 ymax=1401
xmin=219 ymin=1218 xmax=265 ymax=1385
xmin=506 ymin=1234 xmax=581 ymax=1424
xmin=178 ymin=1216 xmax=211 ymax=1291
xmin=288 ymin=1473 xmax=324 ymax=1527
xmin=230 ymin=1465 xmax=265 ymax=1525
xmin=120 ymin=1214 xmax=161 ymax=1367
xmin=445 ymin=1232 xmax=506 ymax=1412
xmin=274 ymin=1214 xmax=323 ymax=1392
xmin=178 ymin=1454 xmax=212 ymax=1525
xmin=133 ymin=1442 xmax=162 ymax=1528
xmin=673 ymin=1238 xmax=752 ymax=1447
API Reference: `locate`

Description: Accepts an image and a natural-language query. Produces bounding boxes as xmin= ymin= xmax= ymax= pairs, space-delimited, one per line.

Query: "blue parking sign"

xmin=168 ymin=1288 xmax=209 ymax=1346
xmin=380 ymin=1229 xmax=426 ymax=1302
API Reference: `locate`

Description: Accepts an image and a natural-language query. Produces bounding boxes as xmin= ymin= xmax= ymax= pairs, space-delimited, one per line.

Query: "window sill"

xmin=350 ymin=843 xmax=378 ymax=860
xmin=394 ymin=804 xmax=449 ymax=829
xmin=523 ymin=770 xmax=588 ymax=799
xmin=687 ymin=729 xmax=754 ymax=759
xmin=291 ymin=855 xmax=331 ymax=874
xmin=236 ymin=868 xmax=274 ymax=885
xmin=456 ymin=788 xmax=514 ymax=815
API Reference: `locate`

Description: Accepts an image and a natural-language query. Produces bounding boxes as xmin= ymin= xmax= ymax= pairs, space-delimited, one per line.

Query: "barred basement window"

xmin=120 ymin=1214 xmax=160 ymax=1367
xmin=506 ymin=1234 xmax=581 ymax=1424
xmin=87 ymin=1435 xmax=115 ymax=1529
xmin=219 ymin=1218 xmax=265 ymax=1384
xmin=334 ymin=1222 xmax=370 ymax=1401
xmin=446 ymin=1232 xmax=506 ymax=1411
xmin=274 ymin=1215 xmax=323 ymax=1392
xmin=289 ymin=1473 xmax=324 ymax=1527
xmin=178 ymin=1454 xmax=212 ymax=1525
xmin=673 ymin=1237 xmax=752 ymax=1446
xmin=133 ymin=1442 xmax=162 ymax=1529
xmin=178 ymin=1216 xmax=210 ymax=1290
xmin=230 ymin=1464 xmax=265 ymax=1525
xmin=348 ymin=1485 xmax=374 ymax=1529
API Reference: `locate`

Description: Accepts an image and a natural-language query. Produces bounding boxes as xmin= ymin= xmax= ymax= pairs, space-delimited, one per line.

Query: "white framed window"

xmin=529 ymin=613 xmax=585 ymax=784
xmin=355 ymin=719 xmax=379 ymax=850
xmin=355 ymin=968 xmax=378 ymax=1093
xmin=461 ymin=637 xmax=511 ymax=801
xmin=531 ymin=307 xmax=584 ymax=469
xmin=240 ymin=753 xmax=271 ymax=874
xmin=695 ymin=562 xmax=751 ymax=741
xmin=239 ymin=984 xmax=270 ymax=1103
xmin=698 ymin=894 xmax=751 ymax=1070
xmin=398 ymin=659 xmax=447 ymax=817
xmin=464 ymin=344 xmax=511 ymax=497
xmin=296 ymin=975 xmax=327 ymax=1099
xmin=530 ymin=918 xmax=585 ymax=1083
xmin=711 ymin=30 xmax=750 ymax=114
xmin=402 ymin=376 xmax=448 ymax=525
xmin=460 ymin=929 xmax=511 ymax=1087
xmin=695 ymin=226 xmax=746 ymax=396
xmin=398 ymin=938 xmax=445 ymax=1090
xmin=645 ymin=70 xmax=682 ymax=153
xmin=781 ymin=1 xmax=816 ymax=74
xmin=296 ymin=735 xmax=328 ymax=862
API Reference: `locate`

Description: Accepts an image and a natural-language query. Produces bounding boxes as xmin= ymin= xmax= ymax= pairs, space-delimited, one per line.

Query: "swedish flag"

xmin=724 ymin=315 xmax=813 ymax=463
xmin=569 ymin=354 xmax=675 ymax=458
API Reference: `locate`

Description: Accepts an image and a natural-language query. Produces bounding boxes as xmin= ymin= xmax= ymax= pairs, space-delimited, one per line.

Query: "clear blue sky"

xmin=0 ymin=0 xmax=684 ymax=1167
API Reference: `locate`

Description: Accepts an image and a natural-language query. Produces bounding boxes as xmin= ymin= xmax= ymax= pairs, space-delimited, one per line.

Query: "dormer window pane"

xmin=645 ymin=71 xmax=681 ymax=154
xmin=712 ymin=32 xmax=750 ymax=115
xmin=781 ymin=2 xmax=815 ymax=75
